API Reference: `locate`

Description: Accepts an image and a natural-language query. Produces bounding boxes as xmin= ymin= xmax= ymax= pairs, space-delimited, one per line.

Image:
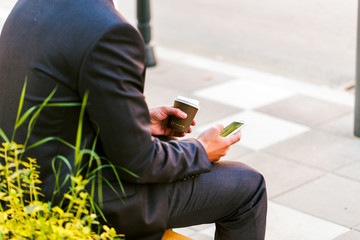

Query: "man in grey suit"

xmin=0 ymin=0 xmax=267 ymax=239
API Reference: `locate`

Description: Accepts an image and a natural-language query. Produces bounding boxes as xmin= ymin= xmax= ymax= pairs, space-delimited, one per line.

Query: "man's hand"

xmin=150 ymin=106 xmax=195 ymax=137
xmin=197 ymin=124 xmax=241 ymax=162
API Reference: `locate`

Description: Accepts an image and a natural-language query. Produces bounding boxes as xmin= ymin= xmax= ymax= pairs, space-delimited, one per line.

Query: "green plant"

xmin=0 ymin=80 xmax=128 ymax=239
xmin=0 ymin=142 xmax=123 ymax=239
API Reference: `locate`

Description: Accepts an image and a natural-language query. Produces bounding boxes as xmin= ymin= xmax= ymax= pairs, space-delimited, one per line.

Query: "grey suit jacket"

xmin=0 ymin=0 xmax=211 ymax=236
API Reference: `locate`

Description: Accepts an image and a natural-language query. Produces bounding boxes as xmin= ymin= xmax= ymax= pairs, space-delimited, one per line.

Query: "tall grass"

xmin=0 ymin=80 xmax=128 ymax=239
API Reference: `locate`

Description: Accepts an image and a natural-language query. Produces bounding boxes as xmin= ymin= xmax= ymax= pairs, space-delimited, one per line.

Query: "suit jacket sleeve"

xmin=78 ymin=23 xmax=211 ymax=183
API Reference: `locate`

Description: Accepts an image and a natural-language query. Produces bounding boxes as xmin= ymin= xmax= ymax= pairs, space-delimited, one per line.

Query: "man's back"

xmin=0 ymin=0 xmax=145 ymax=197
xmin=0 ymin=0 xmax=130 ymax=131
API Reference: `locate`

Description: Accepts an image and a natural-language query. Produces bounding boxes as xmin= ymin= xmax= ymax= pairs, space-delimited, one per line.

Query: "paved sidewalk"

xmin=1 ymin=2 xmax=360 ymax=239
xmin=0 ymin=1 xmax=15 ymax=29
xmin=144 ymin=48 xmax=360 ymax=240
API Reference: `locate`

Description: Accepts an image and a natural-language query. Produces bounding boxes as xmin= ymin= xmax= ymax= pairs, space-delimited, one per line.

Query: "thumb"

xmin=155 ymin=106 xmax=184 ymax=120
xmin=169 ymin=107 xmax=187 ymax=119
xmin=214 ymin=124 xmax=225 ymax=133
xmin=226 ymin=130 xmax=242 ymax=144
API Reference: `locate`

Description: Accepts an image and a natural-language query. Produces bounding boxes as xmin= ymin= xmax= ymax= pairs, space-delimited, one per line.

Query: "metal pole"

xmin=137 ymin=0 xmax=156 ymax=67
xmin=355 ymin=0 xmax=360 ymax=137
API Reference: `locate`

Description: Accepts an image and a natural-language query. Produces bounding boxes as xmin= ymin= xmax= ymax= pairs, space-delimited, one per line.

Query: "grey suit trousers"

xmin=102 ymin=161 xmax=267 ymax=240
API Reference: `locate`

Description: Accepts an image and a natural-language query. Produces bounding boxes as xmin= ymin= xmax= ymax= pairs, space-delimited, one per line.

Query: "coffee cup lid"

xmin=175 ymin=96 xmax=200 ymax=109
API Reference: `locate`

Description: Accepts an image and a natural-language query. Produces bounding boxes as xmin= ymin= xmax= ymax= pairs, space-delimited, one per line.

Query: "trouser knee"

xmin=234 ymin=164 xmax=267 ymax=207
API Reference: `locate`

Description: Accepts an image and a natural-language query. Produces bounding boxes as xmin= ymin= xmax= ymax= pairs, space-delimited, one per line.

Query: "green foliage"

xmin=0 ymin=79 xmax=127 ymax=239
xmin=0 ymin=142 xmax=123 ymax=239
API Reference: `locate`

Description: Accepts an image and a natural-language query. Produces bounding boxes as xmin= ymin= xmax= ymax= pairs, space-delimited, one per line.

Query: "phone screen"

xmin=220 ymin=121 xmax=246 ymax=137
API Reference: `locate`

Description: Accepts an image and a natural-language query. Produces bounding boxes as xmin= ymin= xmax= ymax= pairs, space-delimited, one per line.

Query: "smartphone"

xmin=220 ymin=120 xmax=247 ymax=137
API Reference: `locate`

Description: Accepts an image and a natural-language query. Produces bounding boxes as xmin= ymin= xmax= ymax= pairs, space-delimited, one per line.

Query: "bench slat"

xmin=162 ymin=229 xmax=192 ymax=240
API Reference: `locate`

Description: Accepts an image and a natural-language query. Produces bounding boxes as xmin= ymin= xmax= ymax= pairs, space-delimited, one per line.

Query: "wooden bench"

xmin=162 ymin=229 xmax=192 ymax=240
